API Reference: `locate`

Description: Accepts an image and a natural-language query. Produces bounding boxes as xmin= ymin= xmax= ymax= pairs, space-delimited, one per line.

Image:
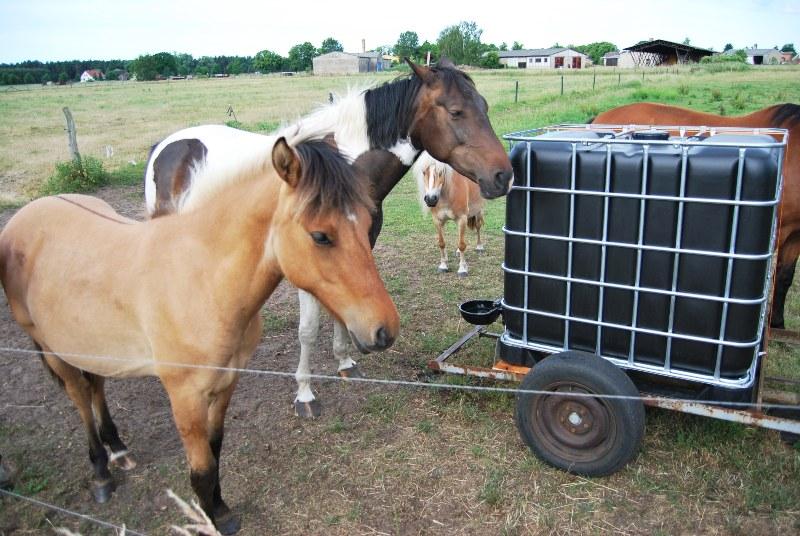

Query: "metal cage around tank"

xmin=498 ymin=124 xmax=787 ymax=393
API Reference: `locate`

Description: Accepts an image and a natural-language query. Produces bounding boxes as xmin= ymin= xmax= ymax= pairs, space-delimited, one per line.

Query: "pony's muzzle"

xmin=424 ymin=194 xmax=439 ymax=207
xmin=349 ymin=326 xmax=395 ymax=353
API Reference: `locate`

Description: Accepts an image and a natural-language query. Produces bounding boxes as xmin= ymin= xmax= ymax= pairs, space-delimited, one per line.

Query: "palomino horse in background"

xmin=144 ymin=57 xmax=513 ymax=417
xmin=413 ymin=152 xmax=486 ymax=276
xmin=0 ymin=138 xmax=399 ymax=535
xmin=593 ymin=102 xmax=800 ymax=329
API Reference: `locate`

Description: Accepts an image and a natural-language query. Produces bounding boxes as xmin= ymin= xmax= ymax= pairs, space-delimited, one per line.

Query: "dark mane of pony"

xmin=293 ymin=139 xmax=374 ymax=218
xmin=363 ymin=64 xmax=477 ymax=150
xmin=771 ymin=103 xmax=800 ymax=128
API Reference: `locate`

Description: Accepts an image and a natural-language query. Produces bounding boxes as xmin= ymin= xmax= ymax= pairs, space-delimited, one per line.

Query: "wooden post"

xmin=593 ymin=71 xmax=596 ymax=90
xmin=561 ymin=74 xmax=564 ymax=95
xmin=514 ymin=80 xmax=519 ymax=103
xmin=62 ymin=107 xmax=81 ymax=164
xmin=618 ymin=73 xmax=621 ymax=85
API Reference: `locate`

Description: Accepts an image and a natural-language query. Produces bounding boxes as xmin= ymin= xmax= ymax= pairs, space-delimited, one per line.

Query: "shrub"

xmin=40 ymin=156 xmax=109 ymax=196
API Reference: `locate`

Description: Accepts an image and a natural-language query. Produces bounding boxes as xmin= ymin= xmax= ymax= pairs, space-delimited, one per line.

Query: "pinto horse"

xmin=144 ymin=57 xmax=513 ymax=417
xmin=0 ymin=138 xmax=399 ymax=534
xmin=413 ymin=152 xmax=486 ymax=276
xmin=593 ymin=102 xmax=800 ymax=328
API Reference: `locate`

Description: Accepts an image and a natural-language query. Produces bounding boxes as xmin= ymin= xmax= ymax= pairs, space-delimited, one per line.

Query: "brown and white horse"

xmin=413 ymin=152 xmax=486 ymax=276
xmin=593 ymin=102 xmax=800 ymax=328
xmin=0 ymin=138 xmax=399 ymax=534
xmin=143 ymin=57 xmax=513 ymax=417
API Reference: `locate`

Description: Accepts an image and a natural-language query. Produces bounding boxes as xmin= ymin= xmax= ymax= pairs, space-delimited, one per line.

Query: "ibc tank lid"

xmin=632 ymin=129 xmax=670 ymax=141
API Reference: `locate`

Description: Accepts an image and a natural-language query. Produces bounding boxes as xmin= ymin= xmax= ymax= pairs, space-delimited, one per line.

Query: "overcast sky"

xmin=1 ymin=0 xmax=798 ymax=63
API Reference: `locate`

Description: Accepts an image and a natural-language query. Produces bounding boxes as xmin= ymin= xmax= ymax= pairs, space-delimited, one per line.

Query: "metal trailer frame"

xmin=430 ymin=124 xmax=800 ymax=436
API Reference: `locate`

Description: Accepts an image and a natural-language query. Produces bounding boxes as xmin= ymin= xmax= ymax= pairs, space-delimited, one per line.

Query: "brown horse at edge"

xmin=594 ymin=102 xmax=800 ymax=329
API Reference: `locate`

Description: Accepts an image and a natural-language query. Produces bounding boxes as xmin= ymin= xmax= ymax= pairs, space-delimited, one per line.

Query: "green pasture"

xmin=1 ymin=64 xmax=799 ymax=534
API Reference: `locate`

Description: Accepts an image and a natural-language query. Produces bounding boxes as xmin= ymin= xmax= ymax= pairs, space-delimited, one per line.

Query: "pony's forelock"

xmin=291 ymin=139 xmax=374 ymax=220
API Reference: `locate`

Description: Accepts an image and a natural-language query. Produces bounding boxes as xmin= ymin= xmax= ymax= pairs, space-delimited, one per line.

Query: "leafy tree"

xmin=781 ymin=43 xmax=796 ymax=53
xmin=254 ymin=49 xmax=285 ymax=72
xmin=437 ymin=21 xmax=483 ymax=65
xmin=499 ymin=42 xmax=508 ymax=51
xmin=479 ymin=51 xmax=502 ymax=69
xmin=287 ymin=42 xmax=316 ymax=71
xmin=195 ymin=65 xmax=209 ymax=76
xmin=58 ymin=71 xmax=68 ymax=84
xmin=227 ymin=58 xmax=243 ymax=75
xmin=573 ymin=41 xmax=617 ymax=65
xmin=512 ymin=41 xmax=524 ymax=50
xmin=723 ymin=43 xmax=734 ymax=52
xmin=395 ymin=31 xmax=419 ymax=61
xmin=318 ymin=37 xmax=344 ymax=55
xmin=23 ymin=72 xmax=35 ymax=84
xmin=132 ymin=52 xmax=176 ymax=80
xmin=417 ymin=40 xmax=439 ymax=64
xmin=682 ymin=37 xmax=691 ymax=45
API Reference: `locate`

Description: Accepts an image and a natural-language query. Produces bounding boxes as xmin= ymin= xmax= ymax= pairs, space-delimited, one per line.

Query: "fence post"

xmin=514 ymin=80 xmax=519 ymax=103
xmin=593 ymin=71 xmax=596 ymax=91
xmin=62 ymin=107 xmax=81 ymax=164
xmin=561 ymin=74 xmax=564 ymax=96
xmin=618 ymin=73 xmax=621 ymax=86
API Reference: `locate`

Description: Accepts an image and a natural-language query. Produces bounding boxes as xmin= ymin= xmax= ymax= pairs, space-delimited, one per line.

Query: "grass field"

xmin=1 ymin=64 xmax=799 ymax=535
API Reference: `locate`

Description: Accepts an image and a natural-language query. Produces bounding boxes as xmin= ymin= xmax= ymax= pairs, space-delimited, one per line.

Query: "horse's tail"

xmin=467 ymin=214 xmax=483 ymax=231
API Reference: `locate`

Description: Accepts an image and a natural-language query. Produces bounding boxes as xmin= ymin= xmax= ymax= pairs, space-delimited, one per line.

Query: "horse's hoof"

xmin=338 ymin=365 xmax=364 ymax=379
xmin=437 ymin=267 xmax=449 ymax=273
xmin=215 ymin=512 xmax=241 ymax=535
xmin=294 ymin=400 xmax=322 ymax=418
xmin=475 ymin=246 xmax=485 ymax=254
xmin=110 ymin=452 xmax=137 ymax=471
xmin=91 ymin=479 xmax=115 ymax=504
xmin=458 ymin=271 xmax=468 ymax=278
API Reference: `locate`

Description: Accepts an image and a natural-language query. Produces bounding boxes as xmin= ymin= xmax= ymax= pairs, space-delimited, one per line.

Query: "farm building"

xmin=728 ymin=47 xmax=784 ymax=65
xmin=80 ymin=69 xmax=104 ymax=82
xmin=494 ymin=48 xmax=590 ymax=69
xmin=313 ymin=51 xmax=391 ymax=74
xmin=621 ymin=39 xmax=713 ymax=66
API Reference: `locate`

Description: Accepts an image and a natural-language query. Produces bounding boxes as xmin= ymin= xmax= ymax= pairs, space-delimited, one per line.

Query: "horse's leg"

xmin=435 ymin=218 xmax=448 ymax=272
xmin=333 ymin=320 xmax=362 ymax=378
xmin=296 ymin=289 xmax=322 ymax=418
xmin=85 ymin=374 xmax=136 ymax=471
xmin=206 ymin=380 xmax=240 ymax=535
xmin=771 ymin=254 xmax=798 ymax=329
xmin=164 ymin=384 xmax=230 ymax=533
xmin=456 ymin=216 xmax=469 ymax=277
xmin=39 ymin=349 xmax=114 ymax=503
xmin=475 ymin=213 xmax=485 ymax=253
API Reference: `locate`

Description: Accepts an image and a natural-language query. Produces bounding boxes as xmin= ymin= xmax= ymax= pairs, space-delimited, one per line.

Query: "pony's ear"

xmin=321 ymin=132 xmax=337 ymax=149
xmin=272 ymin=137 xmax=302 ymax=188
xmin=405 ymin=57 xmax=434 ymax=84
xmin=437 ymin=56 xmax=455 ymax=69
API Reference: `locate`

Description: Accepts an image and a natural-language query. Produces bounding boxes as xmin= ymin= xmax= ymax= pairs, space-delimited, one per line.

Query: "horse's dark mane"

xmin=363 ymin=64 xmax=477 ymax=150
xmin=293 ymin=139 xmax=373 ymax=218
xmin=771 ymin=103 xmax=800 ymax=128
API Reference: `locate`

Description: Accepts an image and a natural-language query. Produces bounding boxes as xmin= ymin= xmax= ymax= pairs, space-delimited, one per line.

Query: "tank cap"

xmin=632 ymin=129 xmax=670 ymax=141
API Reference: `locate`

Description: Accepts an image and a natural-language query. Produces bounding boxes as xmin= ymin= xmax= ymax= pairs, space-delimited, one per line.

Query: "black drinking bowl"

xmin=459 ymin=299 xmax=502 ymax=325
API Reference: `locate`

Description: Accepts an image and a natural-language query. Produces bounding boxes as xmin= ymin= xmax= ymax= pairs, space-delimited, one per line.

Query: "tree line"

xmin=5 ymin=21 xmax=790 ymax=85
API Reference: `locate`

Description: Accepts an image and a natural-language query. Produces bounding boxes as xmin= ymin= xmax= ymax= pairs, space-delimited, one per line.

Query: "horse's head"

xmin=407 ymin=57 xmax=512 ymax=199
xmin=269 ymin=138 xmax=399 ymax=352
xmin=421 ymin=161 xmax=450 ymax=208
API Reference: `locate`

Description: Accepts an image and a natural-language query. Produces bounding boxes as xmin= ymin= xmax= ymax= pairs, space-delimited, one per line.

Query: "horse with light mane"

xmin=413 ymin=152 xmax=486 ymax=276
xmin=0 ymin=138 xmax=399 ymax=535
xmin=593 ymin=102 xmax=800 ymax=328
xmin=143 ymin=57 xmax=513 ymax=417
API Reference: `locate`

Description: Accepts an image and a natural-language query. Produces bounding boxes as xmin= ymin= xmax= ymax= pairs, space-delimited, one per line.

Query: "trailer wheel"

xmin=514 ymin=351 xmax=645 ymax=477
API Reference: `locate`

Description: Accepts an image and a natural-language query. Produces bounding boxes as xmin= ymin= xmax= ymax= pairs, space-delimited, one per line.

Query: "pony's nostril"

xmin=374 ymin=326 xmax=393 ymax=350
xmin=495 ymin=170 xmax=513 ymax=190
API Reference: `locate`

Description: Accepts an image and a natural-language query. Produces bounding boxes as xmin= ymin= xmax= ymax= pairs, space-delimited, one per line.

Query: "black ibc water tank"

xmin=500 ymin=131 xmax=780 ymax=391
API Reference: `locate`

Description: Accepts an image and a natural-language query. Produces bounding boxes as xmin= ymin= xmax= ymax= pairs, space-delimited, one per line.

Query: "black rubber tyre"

xmin=514 ymin=351 xmax=645 ymax=477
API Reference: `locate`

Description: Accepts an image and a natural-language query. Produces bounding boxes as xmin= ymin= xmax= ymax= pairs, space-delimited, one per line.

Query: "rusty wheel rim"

xmin=532 ymin=381 xmax=616 ymax=464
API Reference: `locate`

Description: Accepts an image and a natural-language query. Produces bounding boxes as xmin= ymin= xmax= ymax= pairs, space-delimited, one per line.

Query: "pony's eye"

xmin=310 ymin=231 xmax=333 ymax=246
xmin=449 ymin=109 xmax=463 ymax=119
